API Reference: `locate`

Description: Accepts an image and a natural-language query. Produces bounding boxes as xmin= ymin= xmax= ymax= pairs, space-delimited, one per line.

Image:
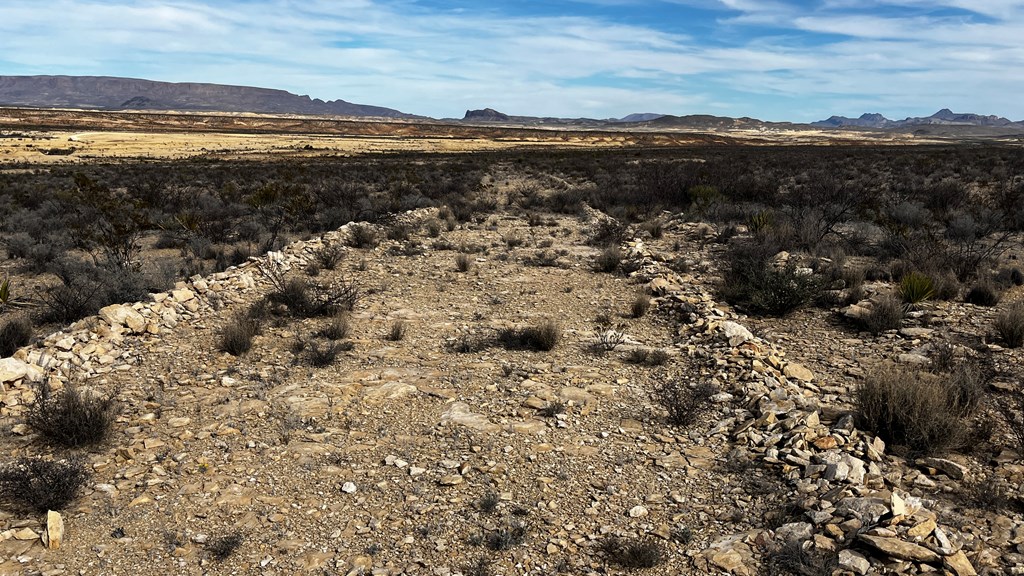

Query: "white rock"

xmin=720 ymin=321 xmax=754 ymax=347
xmin=341 ymin=482 xmax=357 ymax=494
xmin=628 ymin=505 xmax=648 ymax=518
xmin=0 ymin=357 xmax=42 ymax=383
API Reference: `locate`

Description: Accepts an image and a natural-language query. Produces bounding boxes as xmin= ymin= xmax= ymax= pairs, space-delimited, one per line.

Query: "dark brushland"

xmin=2 ymin=75 xmax=1023 ymax=135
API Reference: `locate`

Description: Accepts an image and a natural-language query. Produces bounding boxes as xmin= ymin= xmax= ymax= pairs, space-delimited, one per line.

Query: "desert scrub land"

xmin=0 ymin=144 xmax=1023 ymax=575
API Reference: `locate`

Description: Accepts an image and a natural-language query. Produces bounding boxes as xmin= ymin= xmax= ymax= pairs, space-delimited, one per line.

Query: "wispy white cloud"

xmin=0 ymin=0 xmax=1021 ymax=120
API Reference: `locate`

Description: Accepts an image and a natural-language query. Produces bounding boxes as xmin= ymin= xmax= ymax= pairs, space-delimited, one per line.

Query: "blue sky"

xmin=2 ymin=0 xmax=1023 ymax=121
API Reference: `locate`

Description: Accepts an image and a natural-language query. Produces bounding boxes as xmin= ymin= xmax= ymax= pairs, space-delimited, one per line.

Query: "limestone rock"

xmin=858 ymin=534 xmax=940 ymax=563
xmin=837 ymin=549 xmax=870 ymax=575
xmin=440 ymin=402 xmax=500 ymax=433
xmin=944 ymin=550 xmax=977 ymax=576
xmin=99 ymin=304 xmax=146 ymax=333
xmin=783 ymin=363 xmax=814 ymax=382
xmin=44 ymin=511 xmax=63 ymax=549
xmin=0 ymin=357 xmax=42 ymax=383
xmin=720 ymin=321 xmax=754 ymax=347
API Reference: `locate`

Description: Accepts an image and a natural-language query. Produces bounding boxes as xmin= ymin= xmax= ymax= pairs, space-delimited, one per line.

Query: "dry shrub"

xmin=386 ymin=320 xmax=407 ymax=341
xmin=28 ymin=382 xmax=120 ymax=447
xmin=594 ymin=245 xmax=623 ymax=273
xmin=455 ymin=253 xmax=473 ymax=272
xmin=318 ymin=313 xmax=350 ymax=340
xmin=499 ymin=320 xmax=561 ymax=352
xmin=631 ymin=292 xmax=651 ymax=318
xmin=855 ymin=364 xmax=983 ymax=455
xmin=346 ymin=223 xmax=378 ymax=249
xmin=0 ymin=315 xmax=32 ymax=358
xmin=655 ymin=380 xmax=716 ymax=427
xmin=965 ymin=283 xmax=1001 ymax=306
xmin=864 ymin=295 xmax=906 ymax=335
xmin=0 ymin=457 xmax=89 ymax=513
xmin=994 ymin=303 xmax=1024 ymax=348
xmin=219 ymin=312 xmax=262 ymax=356
xmin=601 ymin=536 xmax=664 ymax=568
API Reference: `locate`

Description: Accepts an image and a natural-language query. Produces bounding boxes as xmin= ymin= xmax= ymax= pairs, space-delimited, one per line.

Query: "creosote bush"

xmin=313 ymin=241 xmax=344 ymax=270
xmin=601 ymin=536 xmax=664 ymax=568
xmin=630 ymin=292 xmax=651 ymax=318
xmin=594 ymin=245 xmax=623 ymax=273
xmin=346 ymin=223 xmax=379 ymax=249
xmin=721 ymin=242 xmax=823 ymax=316
xmin=965 ymin=283 xmax=1001 ymax=306
xmin=863 ymin=295 xmax=906 ymax=335
xmin=28 ymin=381 xmax=120 ymax=447
xmin=498 ymin=320 xmax=561 ymax=352
xmin=0 ymin=457 xmax=90 ymax=513
xmin=994 ymin=303 xmax=1024 ymax=348
xmin=655 ymin=380 xmax=717 ymax=427
xmin=855 ymin=364 xmax=983 ymax=455
xmin=218 ymin=311 xmax=261 ymax=356
xmin=0 ymin=315 xmax=33 ymax=358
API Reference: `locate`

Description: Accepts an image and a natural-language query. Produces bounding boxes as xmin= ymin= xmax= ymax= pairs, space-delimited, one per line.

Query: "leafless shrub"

xmin=313 ymin=241 xmax=344 ymax=270
xmin=863 ymin=295 xmax=906 ymax=335
xmin=594 ymin=245 xmax=623 ymax=273
xmin=0 ymin=457 xmax=89 ymax=513
xmin=655 ymin=380 xmax=717 ymax=427
xmin=28 ymin=381 xmax=120 ymax=447
xmin=218 ymin=312 xmax=261 ymax=356
xmin=455 ymin=253 xmax=474 ymax=273
xmin=601 ymin=536 xmax=664 ymax=568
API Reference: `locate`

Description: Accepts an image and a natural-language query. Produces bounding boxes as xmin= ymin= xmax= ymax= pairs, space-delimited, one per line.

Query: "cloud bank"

xmin=0 ymin=0 xmax=1021 ymax=120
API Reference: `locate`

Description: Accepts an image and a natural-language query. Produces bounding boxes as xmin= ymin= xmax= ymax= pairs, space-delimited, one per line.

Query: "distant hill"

xmin=613 ymin=113 xmax=664 ymax=123
xmin=813 ymin=109 xmax=1024 ymax=129
xmin=463 ymin=108 xmax=510 ymax=121
xmin=0 ymin=75 xmax=415 ymax=118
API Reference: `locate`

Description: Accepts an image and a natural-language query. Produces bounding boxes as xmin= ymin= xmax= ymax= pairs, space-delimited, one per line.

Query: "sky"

xmin=1 ymin=0 xmax=1023 ymax=121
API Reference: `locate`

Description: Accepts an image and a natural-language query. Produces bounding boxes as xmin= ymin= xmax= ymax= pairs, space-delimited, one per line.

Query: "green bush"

xmin=899 ymin=272 xmax=935 ymax=304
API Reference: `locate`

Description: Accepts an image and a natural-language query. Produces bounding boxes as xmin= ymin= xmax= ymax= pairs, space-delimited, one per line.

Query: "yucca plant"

xmin=747 ymin=210 xmax=774 ymax=235
xmin=0 ymin=277 xmax=32 ymax=313
xmin=899 ymin=272 xmax=935 ymax=304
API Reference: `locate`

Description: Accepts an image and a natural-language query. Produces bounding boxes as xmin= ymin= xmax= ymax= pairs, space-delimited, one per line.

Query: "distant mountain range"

xmin=1 ymin=75 xmax=1022 ymax=133
xmin=0 ymin=75 xmax=415 ymax=118
xmin=812 ymin=109 xmax=1024 ymax=129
